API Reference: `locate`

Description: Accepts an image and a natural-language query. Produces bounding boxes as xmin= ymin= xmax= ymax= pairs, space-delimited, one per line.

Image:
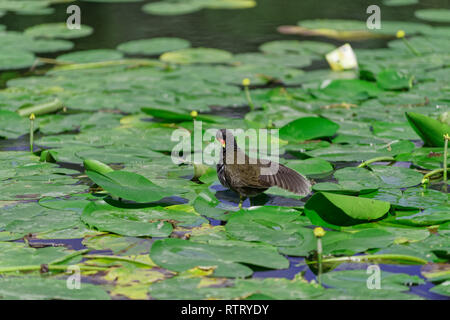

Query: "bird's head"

xmin=216 ymin=129 xmax=238 ymax=150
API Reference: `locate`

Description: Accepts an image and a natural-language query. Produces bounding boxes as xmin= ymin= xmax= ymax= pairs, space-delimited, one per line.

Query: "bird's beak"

xmin=218 ymin=139 xmax=226 ymax=148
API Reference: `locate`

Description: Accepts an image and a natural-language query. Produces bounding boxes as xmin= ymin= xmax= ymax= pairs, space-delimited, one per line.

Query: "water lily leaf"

xmin=150 ymin=275 xmax=325 ymax=300
xmin=83 ymin=234 xmax=153 ymax=256
xmin=38 ymin=113 xmax=91 ymax=134
xmin=81 ymin=202 xmax=173 ymax=237
xmin=304 ymin=192 xmax=390 ymax=229
xmin=259 ymin=40 xmax=335 ymax=58
xmin=430 ymin=281 xmax=450 ymax=297
xmin=394 ymin=206 xmax=450 ymax=226
xmin=372 ymin=121 xmax=420 ymax=140
xmin=57 ymin=49 xmax=124 ymax=63
xmin=383 ymin=0 xmax=418 ymax=6
xmin=0 ymin=49 xmax=35 ymax=71
xmin=306 ymin=140 xmax=415 ymax=162
xmin=150 ymin=238 xmax=289 ymax=278
xmin=376 ymin=69 xmax=413 ymax=90
xmin=225 ymin=206 xmax=310 ymax=248
xmin=282 ymin=158 xmax=333 ymax=178
xmin=405 ymin=112 xmax=450 ymax=147
xmin=160 ymin=48 xmax=233 ymax=64
xmin=24 ymin=23 xmax=93 ymax=39
xmin=322 ymin=269 xmax=424 ymax=294
xmin=142 ymin=1 xmax=204 ymax=15
xmin=369 ymin=165 xmax=423 ymax=189
xmin=0 ymin=202 xmax=80 ymax=234
xmin=363 ymin=187 xmax=448 ymax=210
xmin=117 ymin=37 xmax=191 ymax=56
xmin=415 ymin=9 xmax=450 ymax=23
xmin=86 ymin=170 xmax=180 ymax=203
xmin=313 ymin=167 xmax=382 ymax=194
xmin=0 ymin=277 xmax=110 ymax=300
xmin=279 ymin=117 xmax=339 ymax=142
xmin=141 ymin=107 xmax=221 ymax=123
xmin=0 ymin=110 xmax=30 ymax=138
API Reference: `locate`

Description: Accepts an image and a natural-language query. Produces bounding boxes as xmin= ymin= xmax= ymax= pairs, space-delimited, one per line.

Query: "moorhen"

xmin=216 ymin=129 xmax=311 ymax=208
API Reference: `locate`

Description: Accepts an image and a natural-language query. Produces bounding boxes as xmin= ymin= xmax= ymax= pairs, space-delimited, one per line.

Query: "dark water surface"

xmin=1 ymin=0 xmax=449 ymax=300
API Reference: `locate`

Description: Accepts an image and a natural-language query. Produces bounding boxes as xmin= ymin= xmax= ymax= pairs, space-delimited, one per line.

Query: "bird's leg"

xmin=238 ymin=195 xmax=245 ymax=209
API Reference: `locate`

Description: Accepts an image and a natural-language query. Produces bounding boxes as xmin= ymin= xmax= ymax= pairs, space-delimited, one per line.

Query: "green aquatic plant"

xmin=396 ymin=30 xmax=421 ymax=56
xmin=313 ymin=227 xmax=326 ymax=285
xmin=242 ymin=78 xmax=254 ymax=111
xmin=29 ymin=113 xmax=35 ymax=153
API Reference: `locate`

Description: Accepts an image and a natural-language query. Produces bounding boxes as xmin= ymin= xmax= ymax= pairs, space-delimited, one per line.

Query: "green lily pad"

xmin=81 ymin=202 xmax=174 ymax=237
xmin=160 ymin=48 xmax=233 ymax=64
xmin=57 ymin=49 xmax=124 ymax=63
xmin=304 ymin=192 xmax=390 ymax=229
xmin=150 ymin=238 xmax=289 ymax=278
xmin=415 ymin=9 xmax=450 ymax=23
xmin=383 ymin=0 xmax=418 ymax=6
xmin=24 ymin=23 xmax=93 ymax=39
xmin=142 ymin=1 xmax=204 ymax=15
xmin=283 ymin=158 xmax=333 ymax=178
xmin=322 ymin=269 xmax=424 ymax=293
xmin=117 ymin=37 xmax=191 ymax=56
xmin=0 ymin=49 xmax=35 ymax=71
xmin=86 ymin=170 xmax=180 ymax=203
xmin=405 ymin=112 xmax=450 ymax=147
xmin=279 ymin=117 xmax=339 ymax=142
xmin=376 ymin=69 xmax=413 ymax=90
xmin=0 ymin=277 xmax=110 ymax=300
xmin=225 ymin=206 xmax=310 ymax=248
xmin=306 ymin=140 xmax=415 ymax=162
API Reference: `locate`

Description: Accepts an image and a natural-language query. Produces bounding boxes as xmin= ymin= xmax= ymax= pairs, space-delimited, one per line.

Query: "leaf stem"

xmin=83 ymin=254 xmax=155 ymax=267
xmin=0 ymin=264 xmax=106 ymax=274
xmin=244 ymin=86 xmax=255 ymax=111
xmin=357 ymin=156 xmax=395 ymax=168
xmin=422 ymin=168 xmax=450 ymax=184
xmin=305 ymin=254 xmax=427 ymax=265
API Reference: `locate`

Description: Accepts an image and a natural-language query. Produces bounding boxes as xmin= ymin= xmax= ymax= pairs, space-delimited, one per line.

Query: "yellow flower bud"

xmin=29 ymin=113 xmax=36 ymax=120
xmin=444 ymin=133 xmax=450 ymax=140
xmin=314 ymin=227 xmax=326 ymax=238
xmin=190 ymin=110 xmax=198 ymax=118
xmin=242 ymin=78 xmax=251 ymax=86
xmin=396 ymin=30 xmax=405 ymax=39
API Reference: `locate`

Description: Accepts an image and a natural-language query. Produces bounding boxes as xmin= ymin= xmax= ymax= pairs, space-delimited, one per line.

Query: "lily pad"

xmin=24 ymin=23 xmax=93 ymax=39
xmin=160 ymin=48 xmax=233 ymax=64
xmin=117 ymin=37 xmax=191 ymax=56
xmin=81 ymin=202 xmax=174 ymax=237
xmin=57 ymin=49 xmax=124 ymax=63
xmin=304 ymin=192 xmax=390 ymax=229
xmin=279 ymin=117 xmax=339 ymax=142
xmin=0 ymin=277 xmax=110 ymax=300
xmin=86 ymin=170 xmax=180 ymax=203
xmin=405 ymin=112 xmax=450 ymax=147
xmin=150 ymin=238 xmax=289 ymax=278
xmin=415 ymin=9 xmax=450 ymax=23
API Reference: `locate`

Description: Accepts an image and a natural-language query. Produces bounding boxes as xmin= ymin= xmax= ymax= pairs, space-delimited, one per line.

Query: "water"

xmin=1 ymin=0 xmax=448 ymax=55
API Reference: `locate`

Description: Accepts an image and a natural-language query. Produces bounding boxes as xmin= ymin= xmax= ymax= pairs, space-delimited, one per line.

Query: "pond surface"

xmin=0 ymin=0 xmax=449 ymax=300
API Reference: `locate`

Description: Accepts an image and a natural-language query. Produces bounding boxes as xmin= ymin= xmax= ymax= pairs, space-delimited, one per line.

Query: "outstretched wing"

xmin=259 ymin=162 xmax=311 ymax=196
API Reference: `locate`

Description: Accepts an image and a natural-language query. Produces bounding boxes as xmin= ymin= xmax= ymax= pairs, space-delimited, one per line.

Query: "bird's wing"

xmin=259 ymin=162 xmax=311 ymax=195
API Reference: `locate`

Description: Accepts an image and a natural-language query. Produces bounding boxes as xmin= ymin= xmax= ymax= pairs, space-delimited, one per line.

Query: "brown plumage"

xmin=216 ymin=129 xmax=311 ymax=207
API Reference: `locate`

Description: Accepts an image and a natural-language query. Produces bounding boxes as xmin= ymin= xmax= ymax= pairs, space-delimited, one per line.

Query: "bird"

xmin=215 ymin=129 xmax=311 ymax=208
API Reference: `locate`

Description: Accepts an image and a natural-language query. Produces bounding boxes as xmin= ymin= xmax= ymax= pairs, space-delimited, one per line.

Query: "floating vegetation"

xmin=0 ymin=1 xmax=449 ymax=301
